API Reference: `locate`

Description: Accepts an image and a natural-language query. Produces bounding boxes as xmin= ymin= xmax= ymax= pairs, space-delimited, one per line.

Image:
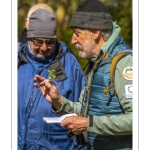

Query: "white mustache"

xmin=76 ymin=44 xmax=91 ymax=57
xmin=75 ymin=43 xmax=82 ymax=51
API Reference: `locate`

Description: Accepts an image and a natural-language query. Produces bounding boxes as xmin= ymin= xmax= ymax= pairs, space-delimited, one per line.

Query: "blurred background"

xmin=18 ymin=0 xmax=132 ymax=71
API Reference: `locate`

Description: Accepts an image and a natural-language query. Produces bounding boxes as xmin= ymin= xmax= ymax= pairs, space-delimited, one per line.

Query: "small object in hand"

xmin=46 ymin=69 xmax=56 ymax=81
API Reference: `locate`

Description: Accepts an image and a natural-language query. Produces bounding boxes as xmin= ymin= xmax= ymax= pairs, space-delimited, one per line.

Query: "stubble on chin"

xmin=78 ymin=51 xmax=83 ymax=58
xmin=75 ymin=44 xmax=84 ymax=58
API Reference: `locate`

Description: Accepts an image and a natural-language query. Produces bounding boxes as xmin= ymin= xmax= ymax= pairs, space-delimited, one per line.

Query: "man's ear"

xmin=93 ymin=30 xmax=100 ymax=40
xmin=25 ymin=18 xmax=29 ymax=29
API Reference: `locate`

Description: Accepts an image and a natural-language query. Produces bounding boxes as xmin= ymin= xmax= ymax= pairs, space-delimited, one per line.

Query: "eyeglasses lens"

xmin=32 ymin=39 xmax=56 ymax=47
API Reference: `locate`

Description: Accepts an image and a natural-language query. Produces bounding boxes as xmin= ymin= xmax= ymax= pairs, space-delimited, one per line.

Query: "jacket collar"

xmin=101 ymin=22 xmax=121 ymax=54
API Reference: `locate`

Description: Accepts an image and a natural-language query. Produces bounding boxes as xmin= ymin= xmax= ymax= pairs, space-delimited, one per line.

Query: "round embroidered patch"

xmin=123 ymin=66 xmax=133 ymax=80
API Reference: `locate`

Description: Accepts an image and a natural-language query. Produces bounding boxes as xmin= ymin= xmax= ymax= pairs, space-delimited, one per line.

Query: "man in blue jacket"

xmin=18 ymin=7 xmax=86 ymax=150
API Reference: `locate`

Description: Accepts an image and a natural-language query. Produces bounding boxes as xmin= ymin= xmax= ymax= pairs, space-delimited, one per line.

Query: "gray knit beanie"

xmin=70 ymin=0 xmax=113 ymax=30
xmin=27 ymin=9 xmax=56 ymax=38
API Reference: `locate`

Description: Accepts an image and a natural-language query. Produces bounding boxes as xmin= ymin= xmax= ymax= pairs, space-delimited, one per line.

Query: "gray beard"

xmin=28 ymin=42 xmax=35 ymax=55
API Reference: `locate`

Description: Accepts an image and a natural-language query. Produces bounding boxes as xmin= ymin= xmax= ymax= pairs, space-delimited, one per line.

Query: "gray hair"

xmin=84 ymin=29 xmax=112 ymax=41
xmin=101 ymin=29 xmax=112 ymax=41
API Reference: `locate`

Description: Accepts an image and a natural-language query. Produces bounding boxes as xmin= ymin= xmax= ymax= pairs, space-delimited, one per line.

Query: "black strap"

xmin=82 ymin=51 xmax=104 ymax=117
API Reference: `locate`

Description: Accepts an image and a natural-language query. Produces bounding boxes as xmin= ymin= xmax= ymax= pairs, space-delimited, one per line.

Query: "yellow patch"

xmin=123 ymin=66 xmax=133 ymax=80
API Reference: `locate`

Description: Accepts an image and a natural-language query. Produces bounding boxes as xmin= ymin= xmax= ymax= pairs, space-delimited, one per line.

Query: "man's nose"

xmin=40 ymin=43 xmax=47 ymax=51
xmin=71 ymin=34 xmax=77 ymax=44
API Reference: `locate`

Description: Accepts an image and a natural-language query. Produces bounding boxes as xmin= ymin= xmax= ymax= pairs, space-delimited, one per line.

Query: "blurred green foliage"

xmin=18 ymin=0 xmax=132 ymax=72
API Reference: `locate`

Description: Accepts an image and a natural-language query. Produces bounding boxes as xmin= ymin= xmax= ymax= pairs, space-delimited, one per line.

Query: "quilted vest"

xmin=82 ymin=36 xmax=132 ymax=150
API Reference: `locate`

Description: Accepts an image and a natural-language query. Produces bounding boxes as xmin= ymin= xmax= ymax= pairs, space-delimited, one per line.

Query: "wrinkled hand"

xmin=61 ymin=116 xmax=88 ymax=135
xmin=34 ymin=75 xmax=62 ymax=110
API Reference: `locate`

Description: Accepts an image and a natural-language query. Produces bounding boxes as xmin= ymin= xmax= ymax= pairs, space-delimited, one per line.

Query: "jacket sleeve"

xmin=52 ymin=50 xmax=85 ymax=115
xmin=52 ymin=89 xmax=85 ymax=116
xmin=87 ymin=55 xmax=132 ymax=135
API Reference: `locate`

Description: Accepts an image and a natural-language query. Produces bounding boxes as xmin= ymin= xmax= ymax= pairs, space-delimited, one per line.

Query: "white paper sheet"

xmin=43 ymin=113 xmax=77 ymax=124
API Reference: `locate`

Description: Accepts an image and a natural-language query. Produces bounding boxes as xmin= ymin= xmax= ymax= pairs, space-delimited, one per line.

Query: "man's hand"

xmin=34 ymin=75 xmax=62 ymax=110
xmin=61 ymin=116 xmax=88 ymax=135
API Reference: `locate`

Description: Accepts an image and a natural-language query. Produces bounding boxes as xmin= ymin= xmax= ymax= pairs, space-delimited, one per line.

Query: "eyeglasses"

xmin=31 ymin=38 xmax=56 ymax=47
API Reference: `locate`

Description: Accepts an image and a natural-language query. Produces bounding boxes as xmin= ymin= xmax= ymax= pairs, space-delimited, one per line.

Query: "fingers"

xmin=34 ymin=75 xmax=55 ymax=88
xmin=34 ymin=75 xmax=46 ymax=82
xmin=61 ymin=117 xmax=71 ymax=128
xmin=39 ymin=86 xmax=45 ymax=93
xmin=34 ymin=74 xmax=50 ymax=87
xmin=44 ymin=80 xmax=54 ymax=89
xmin=61 ymin=116 xmax=88 ymax=135
xmin=61 ymin=117 xmax=79 ymax=134
xmin=34 ymin=78 xmax=55 ymax=95
xmin=34 ymin=83 xmax=40 ymax=88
